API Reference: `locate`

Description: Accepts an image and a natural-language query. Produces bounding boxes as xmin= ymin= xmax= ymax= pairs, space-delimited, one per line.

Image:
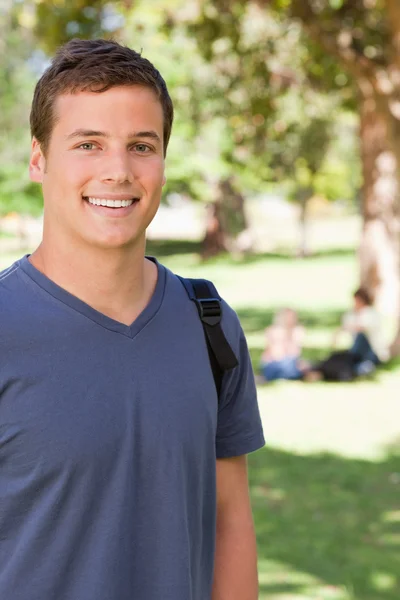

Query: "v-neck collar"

xmin=18 ymin=255 xmax=166 ymax=339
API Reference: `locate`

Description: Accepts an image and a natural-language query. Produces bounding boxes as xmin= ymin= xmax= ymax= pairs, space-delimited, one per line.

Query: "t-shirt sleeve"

xmin=215 ymin=301 xmax=265 ymax=459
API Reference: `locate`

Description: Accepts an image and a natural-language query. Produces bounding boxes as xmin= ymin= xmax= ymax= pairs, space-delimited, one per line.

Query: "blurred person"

xmin=0 ymin=39 xmax=264 ymax=600
xmin=260 ymin=308 xmax=309 ymax=381
xmin=333 ymin=287 xmax=389 ymax=375
xmin=307 ymin=287 xmax=388 ymax=381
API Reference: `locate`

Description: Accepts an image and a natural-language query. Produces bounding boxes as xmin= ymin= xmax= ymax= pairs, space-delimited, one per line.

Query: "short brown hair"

xmin=354 ymin=287 xmax=373 ymax=306
xmin=30 ymin=38 xmax=174 ymax=156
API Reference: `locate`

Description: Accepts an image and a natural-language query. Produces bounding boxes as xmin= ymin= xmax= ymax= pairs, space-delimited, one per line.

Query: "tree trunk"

xmin=201 ymin=177 xmax=252 ymax=259
xmin=201 ymin=200 xmax=230 ymax=259
xmin=358 ymin=94 xmax=400 ymax=318
xmin=296 ymin=187 xmax=312 ymax=257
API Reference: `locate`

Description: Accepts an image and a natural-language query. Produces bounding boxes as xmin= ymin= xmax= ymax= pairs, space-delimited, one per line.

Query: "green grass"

xmin=252 ymin=445 xmax=400 ymax=600
xmin=0 ymin=230 xmax=14 ymax=239
xmin=2 ymin=242 xmax=400 ymax=599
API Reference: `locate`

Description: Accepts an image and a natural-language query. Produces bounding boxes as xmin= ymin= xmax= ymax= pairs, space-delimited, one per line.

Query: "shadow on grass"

xmin=236 ymin=307 xmax=344 ymax=333
xmin=250 ymin=446 xmax=400 ymax=599
xmin=232 ymin=247 xmax=356 ymax=265
xmin=259 ymin=581 xmax=306 ymax=595
xmin=146 ymin=238 xmax=356 ymax=263
xmin=249 ymin=345 xmax=330 ymax=368
xmin=146 ymin=238 xmax=201 ymax=257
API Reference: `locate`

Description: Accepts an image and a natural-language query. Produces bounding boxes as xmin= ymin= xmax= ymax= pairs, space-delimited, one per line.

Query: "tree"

xmin=268 ymin=0 xmax=400 ymax=347
xmin=178 ymin=0 xmax=400 ymax=349
xmin=164 ymin=0 xmax=359 ymax=256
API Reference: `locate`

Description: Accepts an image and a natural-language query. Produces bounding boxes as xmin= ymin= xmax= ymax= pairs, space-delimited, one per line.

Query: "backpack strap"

xmin=178 ymin=276 xmax=239 ymax=396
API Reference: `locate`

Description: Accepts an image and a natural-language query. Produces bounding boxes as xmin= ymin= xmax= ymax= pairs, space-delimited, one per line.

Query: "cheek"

xmin=52 ymin=157 xmax=92 ymax=189
xmin=139 ymin=157 xmax=165 ymax=186
xmin=42 ymin=161 xmax=91 ymax=205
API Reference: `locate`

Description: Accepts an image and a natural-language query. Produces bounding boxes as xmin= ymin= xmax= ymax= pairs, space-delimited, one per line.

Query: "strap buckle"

xmin=194 ymin=298 xmax=221 ymax=326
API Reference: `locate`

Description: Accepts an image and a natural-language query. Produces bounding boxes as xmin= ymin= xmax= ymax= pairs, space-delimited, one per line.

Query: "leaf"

xmin=329 ymin=0 xmax=344 ymax=9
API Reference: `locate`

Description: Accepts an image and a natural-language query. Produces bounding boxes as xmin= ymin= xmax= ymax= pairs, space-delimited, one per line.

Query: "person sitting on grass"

xmin=334 ymin=287 xmax=389 ymax=376
xmin=306 ymin=287 xmax=389 ymax=382
xmin=259 ymin=308 xmax=309 ymax=382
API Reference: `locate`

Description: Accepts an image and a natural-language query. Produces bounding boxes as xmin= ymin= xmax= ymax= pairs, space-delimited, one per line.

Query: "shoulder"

xmin=163 ymin=267 xmax=246 ymax=363
xmin=361 ymin=306 xmax=380 ymax=323
xmin=0 ymin=260 xmax=21 ymax=284
xmin=0 ymin=257 xmax=42 ymax=335
xmin=0 ymin=259 xmax=24 ymax=306
xmin=0 ymin=259 xmax=30 ymax=352
xmin=163 ymin=267 xmax=264 ymax=456
xmin=164 ymin=267 xmax=242 ymax=334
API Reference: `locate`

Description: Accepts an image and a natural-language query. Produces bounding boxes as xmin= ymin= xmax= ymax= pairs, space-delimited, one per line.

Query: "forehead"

xmin=53 ymin=85 xmax=164 ymax=135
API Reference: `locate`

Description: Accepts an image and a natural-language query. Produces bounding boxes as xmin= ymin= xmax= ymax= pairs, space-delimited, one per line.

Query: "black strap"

xmin=178 ymin=277 xmax=239 ymax=396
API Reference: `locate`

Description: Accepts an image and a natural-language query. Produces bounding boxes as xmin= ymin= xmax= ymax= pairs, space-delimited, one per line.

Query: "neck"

xmin=29 ymin=237 xmax=157 ymax=326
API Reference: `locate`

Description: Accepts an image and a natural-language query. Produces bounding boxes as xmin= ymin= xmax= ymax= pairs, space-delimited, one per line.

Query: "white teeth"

xmin=87 ymin=197 xmax=135 ymax=208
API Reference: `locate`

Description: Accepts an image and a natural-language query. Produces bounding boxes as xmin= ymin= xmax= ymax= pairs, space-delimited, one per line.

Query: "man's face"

xmin=30 ymin=85 xmax=166 ymax=250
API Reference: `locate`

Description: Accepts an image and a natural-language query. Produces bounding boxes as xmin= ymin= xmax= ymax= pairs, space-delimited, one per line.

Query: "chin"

xmin=88 ymin=232 xmax=144 ymax=251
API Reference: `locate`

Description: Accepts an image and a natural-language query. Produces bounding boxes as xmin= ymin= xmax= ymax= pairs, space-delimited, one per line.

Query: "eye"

xmin=78 ymin=142 xmax=96 ymax=150
xmin=134 ymin=143 xmax=151 ymax=153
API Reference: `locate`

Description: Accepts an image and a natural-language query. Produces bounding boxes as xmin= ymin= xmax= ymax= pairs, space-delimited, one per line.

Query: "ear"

xmin=29 ymin=138 xmax=46 ymax=183
xmin=162 ymin=174 xmax=167 ymax=187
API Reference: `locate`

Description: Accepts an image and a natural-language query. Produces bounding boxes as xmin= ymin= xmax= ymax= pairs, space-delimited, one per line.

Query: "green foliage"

xmin=329 ymin=0 xmax=344 ymax=8
xmin=0 ymin=5 xmax=42 ymax=216
xmin=0 ymin=163 xmax=42 ymax=217
xmin=126 ymin=0 xmax=360 ymax=206
xmin=33 ymin=0 xmax=121 ymax=54
xmin=274 ymin=0 xmax=390 ymax=68
xmin=194 ymin=3 xmax=359 ymax=201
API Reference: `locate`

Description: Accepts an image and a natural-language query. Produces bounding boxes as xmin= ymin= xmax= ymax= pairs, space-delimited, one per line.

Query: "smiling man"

xmin=0 ymin=39 xmax=264 ymax=600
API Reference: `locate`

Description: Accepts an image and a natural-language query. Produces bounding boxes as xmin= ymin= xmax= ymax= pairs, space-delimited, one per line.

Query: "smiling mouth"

xmin=82 ymin=196 xmax=140 ymax=208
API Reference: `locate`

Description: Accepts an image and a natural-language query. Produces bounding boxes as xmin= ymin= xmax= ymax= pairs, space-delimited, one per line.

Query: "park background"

xmin=1 ymin=1 xmax=399 ymax=598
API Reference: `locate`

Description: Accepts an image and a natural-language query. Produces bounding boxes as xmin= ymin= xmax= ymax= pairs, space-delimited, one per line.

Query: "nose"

xmin=100 ymin=149 xmax=134 ymax=185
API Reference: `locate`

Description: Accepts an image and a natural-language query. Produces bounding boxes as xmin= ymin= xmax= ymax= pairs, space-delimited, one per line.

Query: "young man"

xmin=0 ymin=39 xmax=264 ymax=600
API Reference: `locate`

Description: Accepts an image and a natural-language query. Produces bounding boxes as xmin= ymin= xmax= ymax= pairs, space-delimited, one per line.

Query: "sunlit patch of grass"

xmin=250 ymin=446 xmax=400 ymax=600
xmin=370 ymin=572 xmax=398 ymax=592
xmin=258 ymin=559 xmax=353 ymax=600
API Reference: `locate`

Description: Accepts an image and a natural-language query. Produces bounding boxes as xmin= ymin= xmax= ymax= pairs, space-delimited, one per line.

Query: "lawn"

xmin=1 ymin=242 xmax=399 ymax=599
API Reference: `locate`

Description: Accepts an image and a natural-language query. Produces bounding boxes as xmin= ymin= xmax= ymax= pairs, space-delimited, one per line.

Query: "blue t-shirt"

xmin=0 ymin=256 xmax=264 ymax=600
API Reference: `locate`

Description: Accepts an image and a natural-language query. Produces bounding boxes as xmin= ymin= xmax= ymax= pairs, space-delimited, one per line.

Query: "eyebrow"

xmin=65 ymin=129 xmax=161 ymax=143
